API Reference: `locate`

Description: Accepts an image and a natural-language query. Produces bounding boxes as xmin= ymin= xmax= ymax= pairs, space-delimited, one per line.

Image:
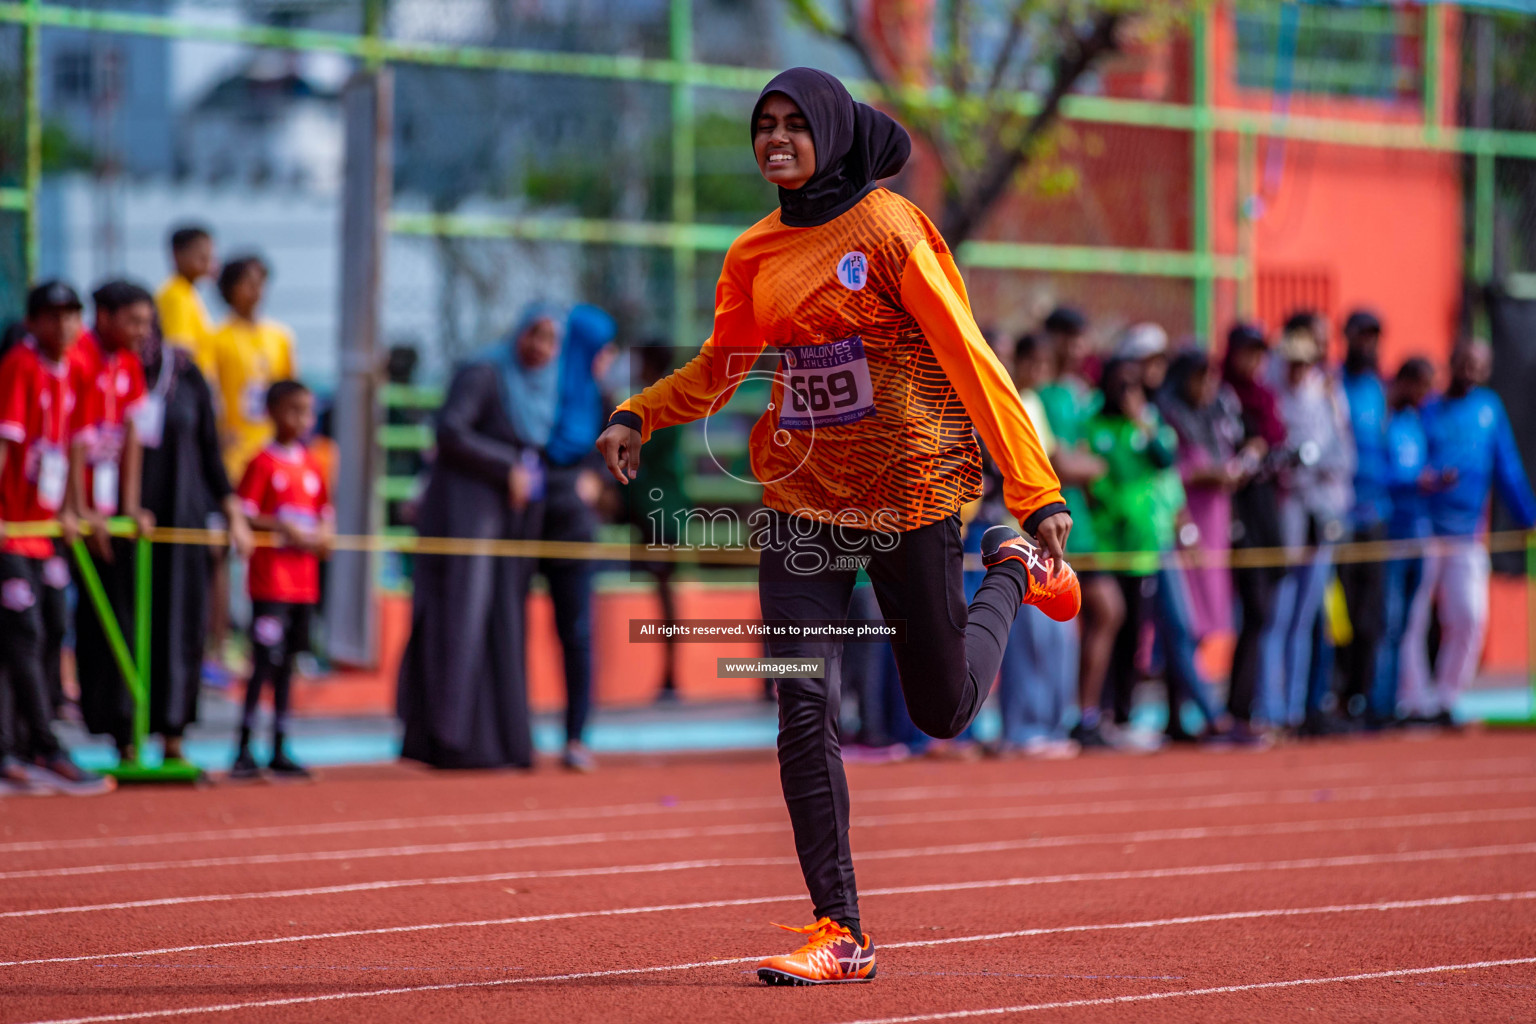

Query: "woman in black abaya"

xmin=396 ymin=306 xmax=559 ymax=769
xmin=135 ymin=327 xmax=255 ymax=759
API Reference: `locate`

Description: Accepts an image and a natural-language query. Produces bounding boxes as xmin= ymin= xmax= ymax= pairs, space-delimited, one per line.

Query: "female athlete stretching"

xmin=596 ymin=67 xmax=1078 ymax=985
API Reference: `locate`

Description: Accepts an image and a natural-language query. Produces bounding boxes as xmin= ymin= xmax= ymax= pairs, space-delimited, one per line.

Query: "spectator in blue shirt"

xmin=1400 ymin=340 xmax=1536 ymax=724
xmin=1374 ymin=357 xmax=1435 ymax=725
xmin=1336 ymin=310 xmax=1390 ymax=722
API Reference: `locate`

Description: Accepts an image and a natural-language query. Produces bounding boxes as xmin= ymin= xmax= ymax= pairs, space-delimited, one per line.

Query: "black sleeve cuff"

xmin=1022 ymin=502 xmax=1070 ymax=536
xmin=607 ymin=409 xmax=643 ymax=432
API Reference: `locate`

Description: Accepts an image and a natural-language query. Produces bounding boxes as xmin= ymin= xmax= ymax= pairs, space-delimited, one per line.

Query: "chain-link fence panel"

xmin=0 ymin=212 xmax=24 ymax=320
xmin=382 ymin=233 xmax=676 ymax=382
xmin=388 ymin=0 xmax=668 ymax=58
xmin=1495 ymin=156 xmax=1536 ymax=280
xmin=391 ymin=67 xmax=673 ymax=221
xmin=964 ymin=267 xmax=1195 ymax=353
xmin=0 ymin=24 xmax=23 ymax=193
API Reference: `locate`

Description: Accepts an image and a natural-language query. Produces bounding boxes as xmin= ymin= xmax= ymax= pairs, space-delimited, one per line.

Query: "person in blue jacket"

xmin=1400 ymin=340 xmax=1536 ymax=724
xmin=1375 ymin=357 xmax=1435 ymax=724
xmin=1336 ymin=311 xmax=1391 ymax=720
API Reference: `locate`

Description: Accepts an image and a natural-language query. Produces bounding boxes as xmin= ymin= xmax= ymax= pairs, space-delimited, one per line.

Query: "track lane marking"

xmin=6 ymin=805 xmax=1533 ymax=920
xmin=12 ymin=901 xmax=1536 ymax=1023
xmin=1 ymin=753 xmax=1527 ymax=855
xmin=4 ymin=776 xmax=1531 ymax=882
xmin=5 ymin=845 xmax=1534 ymax=969
xmin=831 ymin=958 xmax=1536 ymax=1024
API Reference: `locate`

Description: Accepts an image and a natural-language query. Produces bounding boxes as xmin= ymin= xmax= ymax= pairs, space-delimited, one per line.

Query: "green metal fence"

xmin=5 ymin=1 xmax=1534 ymax=336
xmin=5 ymin=0 xmax=1536 ymax=529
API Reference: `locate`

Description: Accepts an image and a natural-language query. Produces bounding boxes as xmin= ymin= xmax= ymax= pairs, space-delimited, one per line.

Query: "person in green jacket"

xmin=1084 ymin=357 xmax=1182 ymax=732
xmin=1036 ymin=307 xmax=1122 ymax=751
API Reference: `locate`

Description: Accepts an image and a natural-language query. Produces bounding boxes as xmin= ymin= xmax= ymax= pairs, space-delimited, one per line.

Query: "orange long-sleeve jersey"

xmin=615 ymin=188 xmax=1063 ymax=532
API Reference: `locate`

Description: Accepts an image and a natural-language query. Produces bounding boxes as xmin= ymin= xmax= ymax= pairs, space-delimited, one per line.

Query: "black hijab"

xmin=751 ymin=67 xmax=911 ymax=228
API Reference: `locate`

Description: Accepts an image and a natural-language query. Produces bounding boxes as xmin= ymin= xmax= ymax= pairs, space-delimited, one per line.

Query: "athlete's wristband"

xmin=1022 ymin=502 xmax=1070 ymax=536
xmin=606 ymin=410 xmax=643 ymax=433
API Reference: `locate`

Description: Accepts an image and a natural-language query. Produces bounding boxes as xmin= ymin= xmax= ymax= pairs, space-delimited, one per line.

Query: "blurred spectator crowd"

xmin=5 ymin=226 xmax=1535 ymax=791
xmin=845 ymin=306 xmax=1536 ymax=760
xmin=0 ymin=224 xmax=331 ymax=793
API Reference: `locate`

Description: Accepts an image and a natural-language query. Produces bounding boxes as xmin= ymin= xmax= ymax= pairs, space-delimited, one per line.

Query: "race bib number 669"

xmin=778 ymin=336 xmax=876 ymax=430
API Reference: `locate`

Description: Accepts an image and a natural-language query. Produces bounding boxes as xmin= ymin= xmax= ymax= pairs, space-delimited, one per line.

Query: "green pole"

xmin=669 ymin=0 xmax=696 ymax=348
xmin=1473 ymin=147 xmax=1495 ymax=284
xmin=22 ymin=0 xmax=40 ymax=280
xmin=1423 ymin=2 xmax=1442 ymax=143
xmin=1473 ymin=147 xmax=1495 ymax=338
xmin=134 ymin=536 xmax=152 ymax=760
xmin=1236 ymin=129 xmax=1256 ymax=320
xmin=1527 ymin=531 xmax=1535 ymax=719
xmin=1192 ymin=5 xmax=1214 ymax=343
xmin=362 ymin=0 xmax=384 ymax=70
xmin=70 ymin=540 xmax=140 ymax=702
xmin=72 ymin=530 xmax=200 ymax=780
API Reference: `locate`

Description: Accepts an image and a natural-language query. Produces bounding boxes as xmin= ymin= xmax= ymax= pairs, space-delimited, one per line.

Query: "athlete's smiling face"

xmin=754 ymin=93 xmax=815 ymax=190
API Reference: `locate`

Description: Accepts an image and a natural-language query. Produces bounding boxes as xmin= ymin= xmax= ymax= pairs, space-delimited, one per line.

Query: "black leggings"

xmin=539 ymin=465 xmax=596 ymax=745
xmin=757 ymin=510 xmax=1025 ymax=934
xmin=0 ymin=553 xmax=63 ymax=761
xmin=242 ymin=602 xmax=311 ymax=741
xmin=1229 ymin=564 xmax=1281 ymax=723
xmin=1102 ymin=573 xmax=1157 ymax=726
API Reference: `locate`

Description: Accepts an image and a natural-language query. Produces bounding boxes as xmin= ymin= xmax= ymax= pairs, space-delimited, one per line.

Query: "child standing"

xmin=155 ymin=224 xmax=218 ymax=380
xmin=232 ymin=380 xmax=331 ymax=780
xmin=208 ymin=255 xmax=296 ymax=483
xmin=0 ymin=282 xmax=113 ymax=794
xmin=206 ymin=254 xmax=295 ymax=680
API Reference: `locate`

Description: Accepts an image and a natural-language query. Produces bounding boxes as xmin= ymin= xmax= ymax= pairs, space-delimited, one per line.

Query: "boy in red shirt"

xmin=68 ymin=280 xmax=156 ymax=758
xmin=233 ymin=380 xmax=332 ymax=779
xmin=0 ymin=282 xmax=112 ymax=794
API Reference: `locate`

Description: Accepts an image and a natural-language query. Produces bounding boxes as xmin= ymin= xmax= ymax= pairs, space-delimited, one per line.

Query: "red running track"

xmin=1 ymin=730 xmax=1534 ymax=1023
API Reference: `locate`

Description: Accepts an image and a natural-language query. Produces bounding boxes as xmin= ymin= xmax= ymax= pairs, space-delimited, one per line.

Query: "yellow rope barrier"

xmin=6 ymin=518 xmax=1532 ymax=573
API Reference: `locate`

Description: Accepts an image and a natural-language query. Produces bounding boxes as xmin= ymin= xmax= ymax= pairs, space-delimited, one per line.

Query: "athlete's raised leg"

xmin=865 ymin=514 xmax=1028 ymax=740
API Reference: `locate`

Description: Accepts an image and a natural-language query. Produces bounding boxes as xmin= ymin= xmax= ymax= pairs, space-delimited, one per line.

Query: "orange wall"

xmin=1209 ymin=5 xmax=1464 ymax=366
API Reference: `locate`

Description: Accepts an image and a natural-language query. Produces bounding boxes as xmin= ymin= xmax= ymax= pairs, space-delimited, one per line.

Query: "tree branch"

xmin=984 ymin=0 xmax=1031 ymax=98
xmin=942 ymin=10 xmax=1123 ymax=242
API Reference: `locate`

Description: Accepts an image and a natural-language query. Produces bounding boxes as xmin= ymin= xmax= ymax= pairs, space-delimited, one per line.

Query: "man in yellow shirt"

xmin=207 ymin=254 xmax=296 ymax=481
xmin=155 ymin=225 xmax=217 ymax=376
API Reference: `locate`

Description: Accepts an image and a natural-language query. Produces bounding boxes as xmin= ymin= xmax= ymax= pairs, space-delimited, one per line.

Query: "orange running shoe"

xmin=980 ymin=525 xmax=1081 ymax=622
xmin=757 ymin=918 xmax=876 ymax=986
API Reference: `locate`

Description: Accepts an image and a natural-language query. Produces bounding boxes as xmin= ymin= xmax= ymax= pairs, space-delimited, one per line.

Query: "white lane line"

xmin=5 ymin=776 xmax=1531 ymax=883
xmin=5 ymin=844 xmax=1534 ymax=969
xmin=832 ymin=958 xmax=1536 ymax=1024
xmin=3 ymin=753 xmax=1526 ymax=855
xmin=7 ymin=805 xmax=1533 ymax=920
xmin=14 ymin=902 xmax=1536 ymax=1024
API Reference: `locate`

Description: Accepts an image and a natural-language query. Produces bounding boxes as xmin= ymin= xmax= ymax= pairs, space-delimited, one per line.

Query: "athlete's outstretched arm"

xmin=899 ymin=239 xmax=1070 ymax=557
xmin=598 ymin=266 xmax=765 ymax=483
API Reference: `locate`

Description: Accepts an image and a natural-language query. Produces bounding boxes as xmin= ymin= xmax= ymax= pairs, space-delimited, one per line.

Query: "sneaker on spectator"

xmin=228 ymin=749 xmax=261 ymax=781
xmin=1224 ymin=721 xmax=1273 ymax=749
xmin=1069 ymin=721 xmax=1115 ymax=753
xmin=922 ymin=739 xmax=983 ymax=762
xmin=1102 ymin=721 xmax=1163 ymax=753
xmin=29 ymin=754 xmax=115 ymax=796
xmin=562 ymin=743 xmax=597 ymax=773
xmin=1020 ymin=736 xmax=1080 ymax=760
xmin=0 ymin=755 xmax=42 ymax=795
xmin=267 ymin=749 xmax=312 ymax=781
xmin=201 ymin=658 xmax=234 ymax=689
xmin=842 ymin=743 xmax=910 ymax=765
